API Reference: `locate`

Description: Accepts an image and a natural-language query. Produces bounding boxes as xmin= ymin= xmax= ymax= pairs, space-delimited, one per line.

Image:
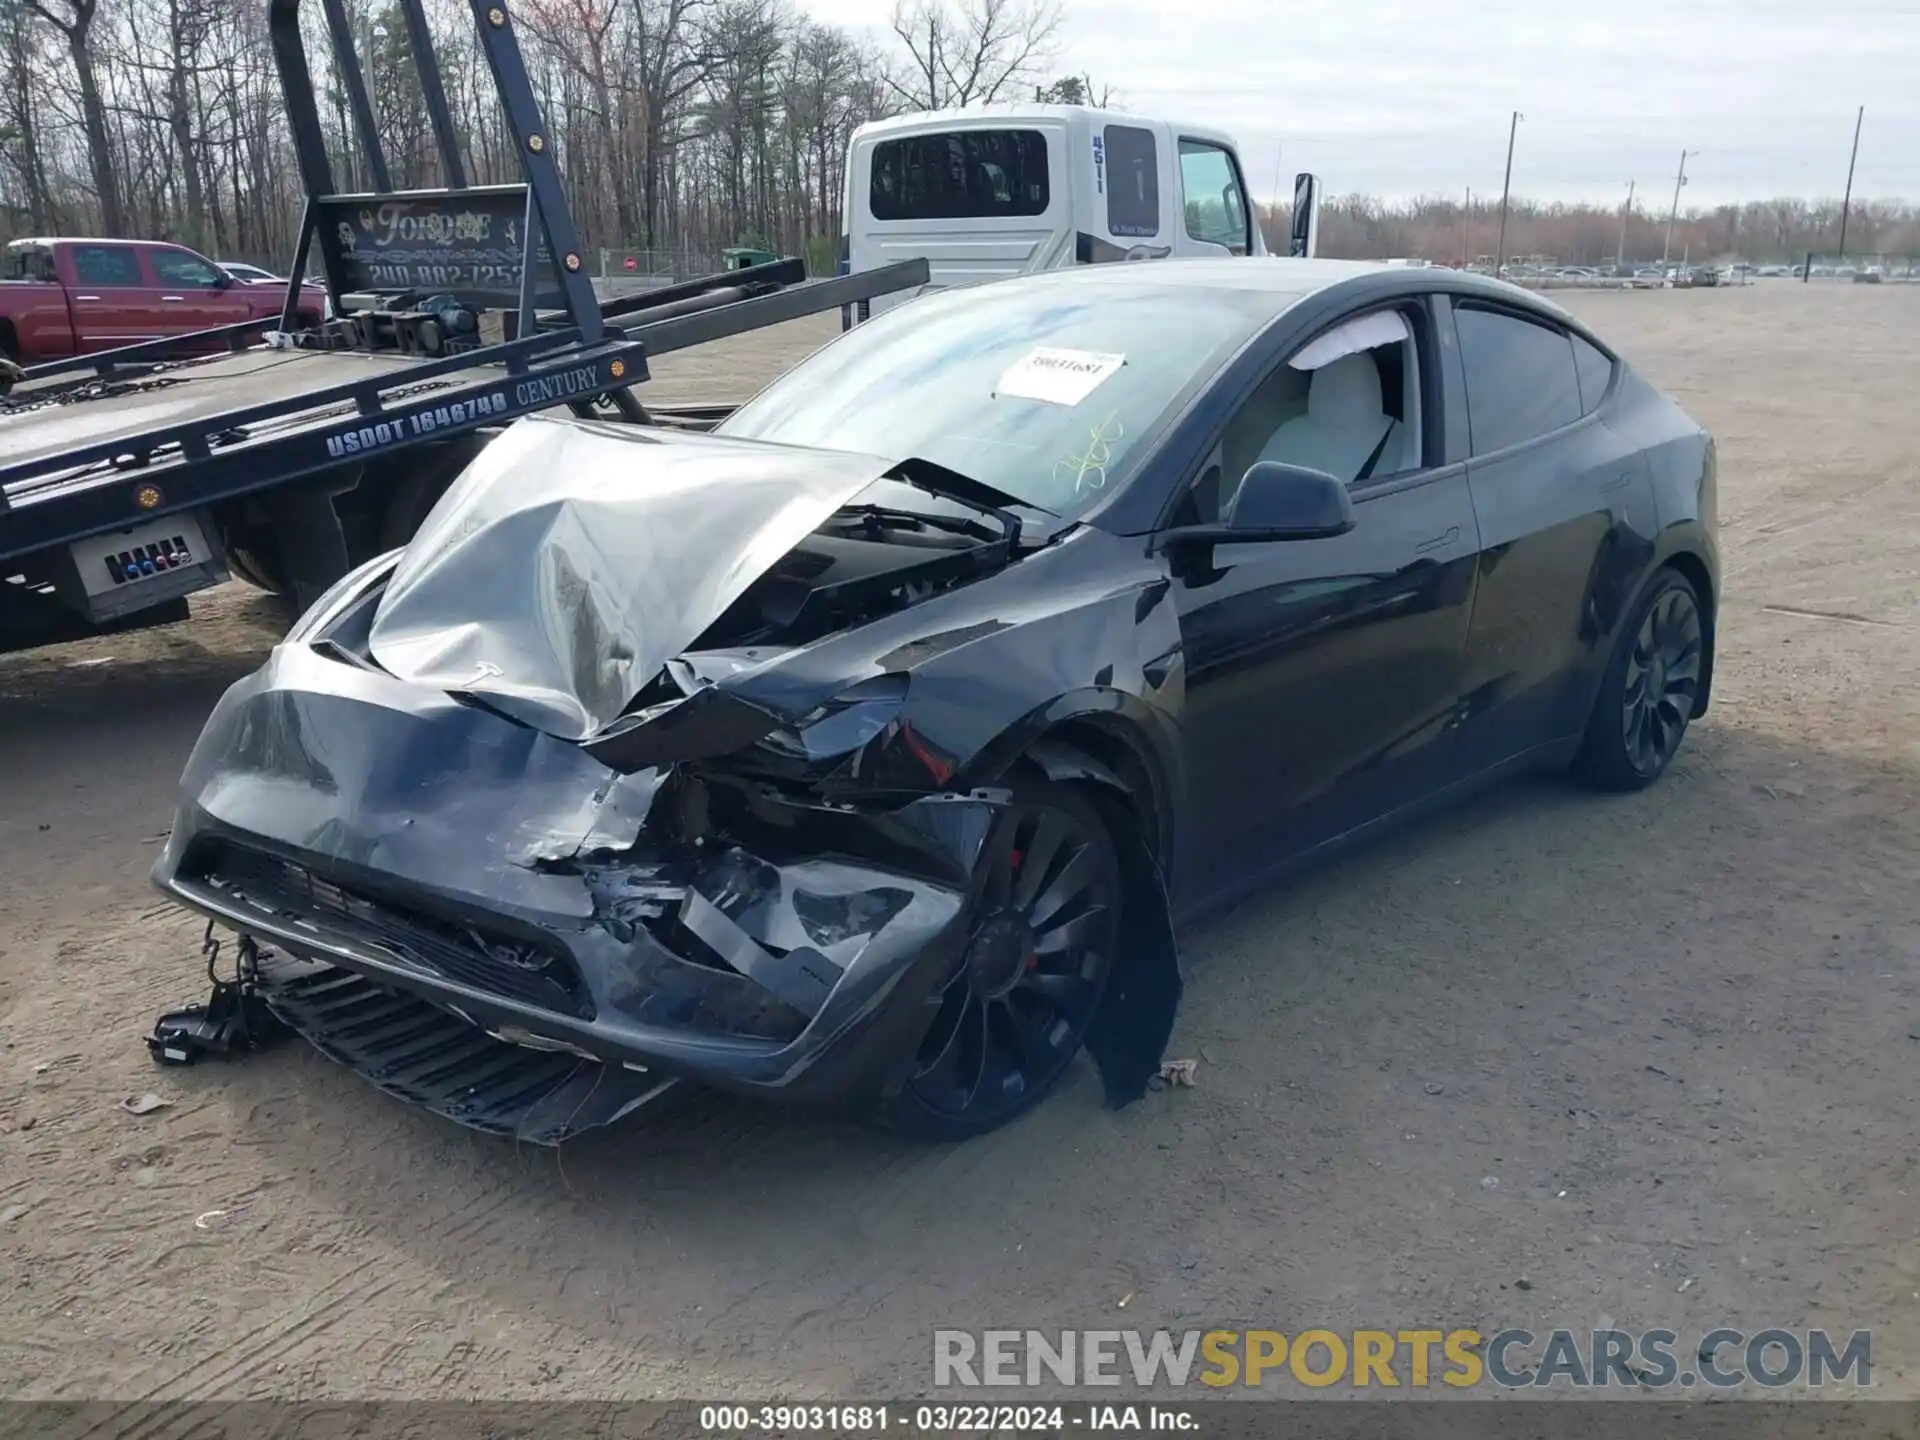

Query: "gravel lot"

xmin=2 ymin=282 xmax=1917 ymax=1402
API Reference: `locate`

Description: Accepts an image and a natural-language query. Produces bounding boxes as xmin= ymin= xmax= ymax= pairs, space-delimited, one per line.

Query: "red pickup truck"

xmin=0 ymin=237 xmax=328 ymax=365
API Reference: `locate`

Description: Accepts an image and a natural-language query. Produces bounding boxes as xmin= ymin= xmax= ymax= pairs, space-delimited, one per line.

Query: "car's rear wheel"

xmin=1572 ymin=568 xmax=1706 ymax=790
xmin=878 ymin=779 xmax=1122 ymax=1140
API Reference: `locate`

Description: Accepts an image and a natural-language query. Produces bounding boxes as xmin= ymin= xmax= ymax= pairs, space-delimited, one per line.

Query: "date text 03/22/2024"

xmin=698 ymin=1405 xmax=1197 ymax=1433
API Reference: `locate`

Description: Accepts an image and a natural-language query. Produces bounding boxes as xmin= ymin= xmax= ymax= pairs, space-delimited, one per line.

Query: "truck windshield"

xmin=718 ymin=279 xmax=1277 ymax=518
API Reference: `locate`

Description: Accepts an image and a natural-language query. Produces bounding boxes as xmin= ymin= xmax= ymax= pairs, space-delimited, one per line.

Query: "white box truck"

xmin=838 ymin=105 xmax=1322 ymax=318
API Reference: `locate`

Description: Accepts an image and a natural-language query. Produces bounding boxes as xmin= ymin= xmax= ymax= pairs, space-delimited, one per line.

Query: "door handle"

xmin=161 ymin=295 xmax=186 ymax=302
xmin=1602 ymin=472 xmax=1633 ymax=492
xmin=74 ymin=294 xmax=101 ymax=301
xmin=1414 ymin=526 xmax=1460 ymax=554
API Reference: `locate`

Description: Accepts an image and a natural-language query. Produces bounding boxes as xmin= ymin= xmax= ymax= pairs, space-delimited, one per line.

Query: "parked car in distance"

xmin=216 ymin=261 xmax=286 ymax=286
xmin=153 ymin=259 xmax=1719 ymax=1146
xmin=0 ymin=237 xmax=329 ymax=364
xmin=219 ymin=259 xmax=337 ymax=318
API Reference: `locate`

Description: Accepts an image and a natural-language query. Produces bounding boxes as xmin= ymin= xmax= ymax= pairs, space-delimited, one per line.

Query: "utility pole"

xmin=1661 ymin=149 xmax=1694 ymax=270
xmin=1495 ymin=112 xmax=1522 ymax=275
xmin=1462 ymin=186 xmax=1471 ymax=266
xmin=1617 ymin=180 xmax=1635 ymax=270
xmin=1836 ymin=106 xmax=1864 ymax=265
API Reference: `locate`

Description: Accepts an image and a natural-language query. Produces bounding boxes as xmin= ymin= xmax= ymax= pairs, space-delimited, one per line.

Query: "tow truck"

xmin=0 ymin=0 xmax=927 ymax=655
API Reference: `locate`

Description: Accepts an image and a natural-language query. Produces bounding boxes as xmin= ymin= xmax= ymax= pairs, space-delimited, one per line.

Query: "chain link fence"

xmin=593 ymin=248 xmax=728 ymax=300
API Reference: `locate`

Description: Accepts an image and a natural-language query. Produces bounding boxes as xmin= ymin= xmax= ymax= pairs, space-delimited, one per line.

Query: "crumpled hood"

xmin=366 ymin=416 xmax=897 ymax=741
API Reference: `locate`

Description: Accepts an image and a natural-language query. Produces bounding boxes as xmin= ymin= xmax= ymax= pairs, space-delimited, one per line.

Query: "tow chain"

xmin=0 ymin=373 xmax=187 ymax=416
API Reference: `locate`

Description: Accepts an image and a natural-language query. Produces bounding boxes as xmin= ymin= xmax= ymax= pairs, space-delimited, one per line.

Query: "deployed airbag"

xmin=366 ymin=417 xmax=897 ymax=740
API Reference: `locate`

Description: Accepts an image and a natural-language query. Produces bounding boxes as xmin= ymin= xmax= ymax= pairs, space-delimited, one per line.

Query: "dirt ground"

xmin=3 ymin=283 xmax=1918 ymax=1402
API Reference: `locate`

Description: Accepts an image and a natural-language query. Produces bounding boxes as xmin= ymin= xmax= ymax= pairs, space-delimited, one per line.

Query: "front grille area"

xmin=254 ymin=949 xmax=676 ymax=1144
xmin=196 ymin=842 xmax=595 ymax=1020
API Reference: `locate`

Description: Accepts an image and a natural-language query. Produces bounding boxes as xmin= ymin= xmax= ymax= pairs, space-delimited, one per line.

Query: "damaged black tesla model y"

xmin=152 ymin=259 xmax=1718 ymax=1142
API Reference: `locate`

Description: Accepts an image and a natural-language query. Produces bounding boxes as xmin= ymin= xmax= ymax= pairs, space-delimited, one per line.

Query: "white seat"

xmin=1256 ymin=352 xmax=1395 ymax=485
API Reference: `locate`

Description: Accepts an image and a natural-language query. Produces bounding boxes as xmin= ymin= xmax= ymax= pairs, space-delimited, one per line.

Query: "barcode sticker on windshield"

xmin=995 ymin=348 xmax=1126 ymax=407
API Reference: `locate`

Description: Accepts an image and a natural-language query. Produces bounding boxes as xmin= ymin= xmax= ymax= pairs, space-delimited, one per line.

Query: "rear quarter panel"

xmin=1626 ymin=368 xmax=1720 ymax=710
xmin=1624 ymin=369 xmax=1718 ymax=546
xmin=0 ymin=279 xmax=78 ymax=362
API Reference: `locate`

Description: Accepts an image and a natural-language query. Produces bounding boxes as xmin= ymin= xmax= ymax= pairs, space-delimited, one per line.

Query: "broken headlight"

xmin=761 ymin=672 xmax=910 ymax=763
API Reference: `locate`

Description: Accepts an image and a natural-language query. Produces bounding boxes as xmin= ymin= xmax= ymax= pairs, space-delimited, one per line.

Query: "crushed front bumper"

xmin=152 ymin=640 xmax=1002 ymax=1138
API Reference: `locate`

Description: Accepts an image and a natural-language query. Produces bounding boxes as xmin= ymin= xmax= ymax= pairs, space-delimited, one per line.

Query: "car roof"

xmin=962 ymin=257 xmax=1386 ymax=300
xmin=6 ymin=236 xmax=183 ymax=250
xmin=941 ymin=256 xmax=1575 ymax=312
xmin=938 ymin=257 xmax=1596 ymax=350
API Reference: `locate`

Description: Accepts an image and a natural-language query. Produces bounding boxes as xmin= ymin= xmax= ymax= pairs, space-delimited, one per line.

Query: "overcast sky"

xmin=804 ymin=0 xmax=1918 ymax=207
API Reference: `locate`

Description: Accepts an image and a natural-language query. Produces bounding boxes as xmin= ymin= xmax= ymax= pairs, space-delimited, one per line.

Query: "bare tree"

xmin=0 ymin=0 xmax=58 ymax=230
xmin=1 ymin=0 xmax=1911 ymax=283
xmin=29 ymin=0 xmax=122 ymax=233
xmin=886 ymin=0 xmax=1059 ymax=110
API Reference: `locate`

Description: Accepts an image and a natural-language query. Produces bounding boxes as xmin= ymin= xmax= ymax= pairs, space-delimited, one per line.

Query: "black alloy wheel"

xmin=1622 ymin=583 xmax=1705 ymax=775
xmin=1574 ymin=569 xmax=1706 ymax=790
xmin=885 ymin=780 xmax=1121 ymax=1139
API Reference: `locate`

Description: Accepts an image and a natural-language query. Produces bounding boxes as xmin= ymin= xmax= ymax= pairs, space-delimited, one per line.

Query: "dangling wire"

xmin=201 ymin=919 xmax=223 ymax=989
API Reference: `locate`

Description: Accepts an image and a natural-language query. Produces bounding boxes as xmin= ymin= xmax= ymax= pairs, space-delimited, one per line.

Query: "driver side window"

xmin=152 ymin=249 xmax=225 ymax=287
xmin=1178 ymin=140 xmax=1250 ymax=254
xmin=1178 ymin=306 xmax=1427 ymax=525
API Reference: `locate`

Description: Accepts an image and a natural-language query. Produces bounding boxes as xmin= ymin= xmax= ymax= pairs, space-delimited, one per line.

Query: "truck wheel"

xmin=212 ymin=515 xmax=293 ymax=598
xmin=372 ymin=439 xmax=484 ymax=553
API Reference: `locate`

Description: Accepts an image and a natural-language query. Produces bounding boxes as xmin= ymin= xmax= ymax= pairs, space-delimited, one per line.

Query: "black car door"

xmin=1441 ymin=296 xmax=1661 ymax=768
xmin=1166 ymin=296 xmax=1482 ymax=909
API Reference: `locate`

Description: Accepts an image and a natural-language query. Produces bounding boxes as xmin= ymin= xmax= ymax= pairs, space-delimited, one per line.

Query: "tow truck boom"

xmin=0 ymin=0 xmax=928 ymax=653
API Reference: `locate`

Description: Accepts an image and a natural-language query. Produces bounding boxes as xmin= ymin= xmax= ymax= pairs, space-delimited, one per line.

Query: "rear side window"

xmin=1454 ymin=305 xmax=1584 ymax=455
xmin=1571 ymin=334 xmax=1615 ymax=414
xmin=5 ymin=248 xmax=56 ymax=281
xmin=868 ymin=130 xmax=1049 ymax=222
xmin=1103 ymin=124 xmax=1159 ymax=238
xmin=71 ymin=245 xmax=144 ymax=286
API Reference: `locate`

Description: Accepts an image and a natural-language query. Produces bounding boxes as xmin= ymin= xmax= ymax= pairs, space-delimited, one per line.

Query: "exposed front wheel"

xmin=876 ymin=779 xmax=1122 ymax=1140
xmin=1572 ymin=568 xmax=1707 ymax=791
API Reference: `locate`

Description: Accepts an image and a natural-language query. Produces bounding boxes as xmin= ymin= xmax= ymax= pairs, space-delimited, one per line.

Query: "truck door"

xmin=65 ymin=244 xmax=161 ymax=352
xmin=1173 ymin=138 xmax=1254 ymax=257
xmin=1078 ymin=120 xmax=1175 ymax=264
xmin=150 ymin=246 xmax=253 ymax=340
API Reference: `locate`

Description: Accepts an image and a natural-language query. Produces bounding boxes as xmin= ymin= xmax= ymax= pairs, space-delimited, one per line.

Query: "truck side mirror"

xmin=1291 ymin=173 xmax=1321 ymax=259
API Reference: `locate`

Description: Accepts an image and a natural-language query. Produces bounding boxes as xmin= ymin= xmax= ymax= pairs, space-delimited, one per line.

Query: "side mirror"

xmin=213 ymin=270 xmax=234 ymax=289
xmin=1290 ymin=173 xmax=1321 ymax=258
xmin=1157 ymin=461 xmax=1355 ymax=551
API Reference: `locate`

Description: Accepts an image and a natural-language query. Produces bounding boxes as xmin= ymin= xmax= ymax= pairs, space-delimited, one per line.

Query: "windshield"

xmin=717 ymin=279 xmax=1278 ymax=517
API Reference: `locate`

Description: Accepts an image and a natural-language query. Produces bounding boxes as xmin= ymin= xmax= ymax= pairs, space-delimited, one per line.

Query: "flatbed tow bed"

xmin=0 ymin=0 xmax=925 ymax=653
